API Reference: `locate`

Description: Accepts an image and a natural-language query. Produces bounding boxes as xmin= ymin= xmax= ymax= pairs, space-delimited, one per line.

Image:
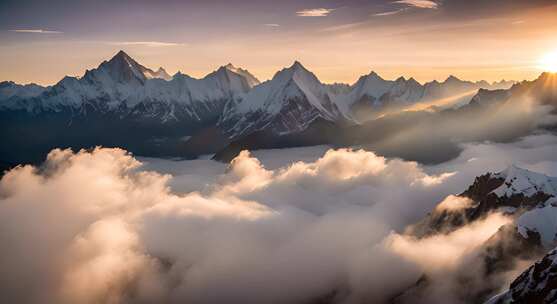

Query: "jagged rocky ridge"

xmin=396 ymin=166 xmax=557 ymax=304
xmin=409 ymin=165 xmax=557 ymax=238
xmin=486 ymin=247 xmax=557 ymax=304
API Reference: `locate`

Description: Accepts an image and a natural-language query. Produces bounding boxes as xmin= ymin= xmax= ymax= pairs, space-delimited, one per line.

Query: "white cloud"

xmin=2 ymin=135 xmax=557 ymax=303
xmin=393 ymin=0 xmax=438 ymax=9
xmin=9 ymin=29 xmax=63 ymax=34
xmin=0 ymin=146 xmax=458 ymax=303
xmin=264 ymin=23 xmax=280 ymax=27
xmin=434 ymin=195 xmax=474 ymax=212
xmin=296 ymin=8 xmax=335 ymax=17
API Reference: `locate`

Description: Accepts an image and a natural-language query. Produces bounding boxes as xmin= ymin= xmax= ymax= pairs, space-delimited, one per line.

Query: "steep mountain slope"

xmin=342 ymin=73 xmax=513 ymax=121
xmin=468 ymin=72 xmax=557 ymax=109
xmin=486 ymin=248 xmax=557 ymax=304
xmin=409 ymin=165 xmax=557 ymax=239
xmin=220 ymin=61 xmax=346 ymax=138
xmin=0 ymin=81 xmax=47 ymax=109
xmin=394 ymin=166 xmax=557 ymax=304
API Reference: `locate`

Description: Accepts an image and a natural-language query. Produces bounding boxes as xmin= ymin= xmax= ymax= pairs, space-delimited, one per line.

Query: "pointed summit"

xmin=224 ymin=63 xmax=260 ymax=85
xmin=273 ymin=60 xmax=317 ymax=83
xmin=407 ymin=77 xmax=420 ymax=86
xmin=350 ymin=70 xmax=391 ymax=99
xmin=208 ymin=63 xmax=260 ymax=89
xmin=291 ymin=60 xmax=305 ymax=69
xmin=279 ymin=60 xmax=310 ymax=75
xmin=368 ymin=71 xmax=382 ymax=79
xmin=92 ymin=50 xmax=174 ymax=82
xmin=106 ymin=50 xmax=143 ymax=69
xmin=91 ymin=50 xmax=150 ymax=84
xmin=537 ymin=71 xmax=557 ymax=82
xmin=445 ymin=75 xmax=461 ymax=83
xmin=146 ymin=66 xmax=172 ymax=80
xmin=112 ymin=50 xmax=130 ymax=60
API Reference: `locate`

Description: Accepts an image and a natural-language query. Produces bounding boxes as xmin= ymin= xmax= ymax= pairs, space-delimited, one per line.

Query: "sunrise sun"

xmin=540 ymin=51 xmax=557 ymax=72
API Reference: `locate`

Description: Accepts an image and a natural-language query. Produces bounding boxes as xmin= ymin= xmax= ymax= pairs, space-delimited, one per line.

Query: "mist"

xmin=345 ymin=89 xmax=557 ymax=165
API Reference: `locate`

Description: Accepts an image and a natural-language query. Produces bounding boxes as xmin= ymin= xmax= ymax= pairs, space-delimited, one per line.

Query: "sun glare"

xmin=540 ymin=51 xmax=557 ymax=72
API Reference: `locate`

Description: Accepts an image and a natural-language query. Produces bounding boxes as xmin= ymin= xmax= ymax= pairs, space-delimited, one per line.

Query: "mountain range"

xmin=0 ymin=50 xmax=549 ymax=165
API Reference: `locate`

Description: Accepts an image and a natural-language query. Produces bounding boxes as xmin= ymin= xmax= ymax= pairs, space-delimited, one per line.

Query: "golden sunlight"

xmin=540 ymin=51 xmax=557 ymax=72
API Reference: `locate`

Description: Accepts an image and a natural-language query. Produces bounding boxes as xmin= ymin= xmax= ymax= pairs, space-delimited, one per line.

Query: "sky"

xmin=1 ymin=0 xmax=557 ymax=85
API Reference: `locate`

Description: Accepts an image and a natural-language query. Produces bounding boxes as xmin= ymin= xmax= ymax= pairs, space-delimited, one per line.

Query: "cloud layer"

xmin=1 ymin=135 xmax=557 ymax=303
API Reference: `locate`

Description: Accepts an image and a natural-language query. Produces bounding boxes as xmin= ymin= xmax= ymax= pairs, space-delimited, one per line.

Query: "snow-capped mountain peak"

xmin=219 ymin=60 xmax=345 ymax=137
xmin=351 ymin=70 xmax=392 ymax=100
xmin=367 ymin=71 xmax=383 ymax=80
xmin=89 ymin=50 xmax=173 ymax=84
xmin=145 ymin=67 xmax=172 ymax=80
xmin=93 ymin=50 xmax=151 ymax=83
xmin=492 ymin=165 xmax=557 ymax=198
xmin=444 ymin=75 xmax=462 ymax=83
xmin=221 ymin=63 xmax=260 ymax=87
xmin=273 ymin=61 xmax=314 ymax=80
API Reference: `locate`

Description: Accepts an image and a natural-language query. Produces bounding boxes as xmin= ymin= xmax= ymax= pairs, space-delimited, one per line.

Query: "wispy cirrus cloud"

xmin=296 ymin=8 xmax=335 ymax=17
xmin=393 ymin=0 xmax=438 ymax=9
xmin=264 ymin=23 xmax=280 ymax=27
xmin=105 ymin=41 xmax=185 ymax=47
xmin=9 ymin=29 xmax=63 ymax=34
xmin=373 ymin=8 xmax=407 ymax=16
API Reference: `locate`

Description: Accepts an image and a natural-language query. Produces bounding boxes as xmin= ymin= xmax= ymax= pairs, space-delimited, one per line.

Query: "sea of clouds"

xmin=1 ymin=134 xmax=557 ymax=304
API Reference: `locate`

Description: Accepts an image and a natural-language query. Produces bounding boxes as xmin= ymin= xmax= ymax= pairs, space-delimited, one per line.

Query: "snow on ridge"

xmin=492 ymin=165 xmax=557 ymax=198
xmin=517 ymin=198 xmax=557 ymax=248
xmin=0 ymin=51 xmax=519 ymax=132
xmin=222 ymin=63 xmax=261 ymax=88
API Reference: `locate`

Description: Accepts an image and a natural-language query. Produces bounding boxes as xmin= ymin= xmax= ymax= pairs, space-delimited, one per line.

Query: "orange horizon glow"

xmin=1 ymin=3 xmax=557 ymax=86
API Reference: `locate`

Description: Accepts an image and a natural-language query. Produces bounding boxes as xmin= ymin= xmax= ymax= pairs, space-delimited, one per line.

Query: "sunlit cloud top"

xmin=393 ymin=0 xmax=438 ymax=9
xmin=373 ymin=9 xmax=406 ymax=16
xmin=296 ymin=8 xmax=335 ymax=17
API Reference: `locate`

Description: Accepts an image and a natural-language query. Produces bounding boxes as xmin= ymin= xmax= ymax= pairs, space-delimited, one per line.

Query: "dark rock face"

xmin=482 ymin=225 xmax=545 ymax=276
xmin=0 ymin=105 xmax=224 ymax=164
xmin=212 ymin=117 xmax=340 ymax=163
xmin=488 ymin=248 xmax=557 ymax=304
xmin=396 ymin=166 xmax=557 ymax=304
xmin=394 ymin=224 xmax=546 ymax=304
xmin=408 ymin=171 xmax=554 ymax=238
